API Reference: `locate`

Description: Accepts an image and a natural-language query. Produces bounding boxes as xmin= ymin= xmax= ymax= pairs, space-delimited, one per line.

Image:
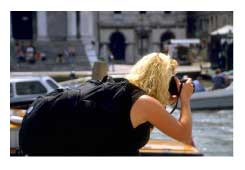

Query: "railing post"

xmin=92 ymin=61 xmax=108 ymax=80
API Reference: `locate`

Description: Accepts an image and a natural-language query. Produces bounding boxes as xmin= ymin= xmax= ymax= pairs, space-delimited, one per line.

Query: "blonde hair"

xmin=125 ymin=52 xmax=178 ymax=105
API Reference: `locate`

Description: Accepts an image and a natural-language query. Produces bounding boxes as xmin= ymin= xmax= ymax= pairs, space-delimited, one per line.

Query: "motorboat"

xmin=178 ymin=82 xmax=233 ymax=110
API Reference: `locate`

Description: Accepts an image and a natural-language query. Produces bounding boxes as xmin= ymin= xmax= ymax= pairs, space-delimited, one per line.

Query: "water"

xmin=150 ymin=109 xmax=233 ymax=156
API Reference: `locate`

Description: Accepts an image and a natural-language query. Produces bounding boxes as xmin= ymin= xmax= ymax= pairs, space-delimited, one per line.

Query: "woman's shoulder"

xmin=135 ymin=95 xmax=162 ymax=106
xmin=130 ymin=94 xmax=164 ymax=127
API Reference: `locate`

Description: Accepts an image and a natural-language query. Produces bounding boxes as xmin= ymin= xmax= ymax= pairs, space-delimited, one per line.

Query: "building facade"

xmin=11 ymin=11 xmax=233 ymax=67
xmin=187 ymin=11 xmax=233 ymax=39
xmin=11 ymin=11 xmax=188 ymax=65
xmin=98 ymin=11 xmax=187 ymax=63
xmin=11 ymin=12 xmax=94 ymax=59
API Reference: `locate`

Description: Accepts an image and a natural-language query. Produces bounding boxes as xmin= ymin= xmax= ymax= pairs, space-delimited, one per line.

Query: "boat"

xmin=178 ymin=82 xmax=233 ymax=110
xmin=139 ymin=139 xmax=202 ymax=156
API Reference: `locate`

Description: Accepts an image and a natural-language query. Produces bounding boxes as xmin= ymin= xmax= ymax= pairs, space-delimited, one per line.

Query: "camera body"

xmin=168 ymin=77 xmax=195 ymax=96
xmin=180 ymin=79 xmax=188 ymax=83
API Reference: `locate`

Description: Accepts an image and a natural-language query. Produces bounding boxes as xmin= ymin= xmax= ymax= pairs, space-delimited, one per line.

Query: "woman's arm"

xmin=130 ymin=79 xmax=194 ymax=145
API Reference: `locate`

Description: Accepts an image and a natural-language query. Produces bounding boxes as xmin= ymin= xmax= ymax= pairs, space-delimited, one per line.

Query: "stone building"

xmin=11 ymin=11 xmax=188 ymax=68
xmin=98 ymin=11 xmax=187 ymax=63
xmin=11 ymin=11 xmax=233 ymax=67
xmin=11 ymin=11 xmax=93 ymax=70
xmin=187 ymin=11 xmax=233 ymax=39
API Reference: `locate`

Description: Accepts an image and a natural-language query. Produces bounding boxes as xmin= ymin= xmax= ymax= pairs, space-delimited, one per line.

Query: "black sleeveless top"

xmin=76 ymin=78 xmax=153 ymax=155
xmin=19 ymin=78 xmax=152 ymax=156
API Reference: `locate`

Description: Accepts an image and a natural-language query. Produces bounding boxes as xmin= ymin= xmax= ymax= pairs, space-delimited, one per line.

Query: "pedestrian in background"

xmin=193 ymin=76 xmax=206 ymax=92
xmin=108 ymin=53 xmax=115 ymax=72
xmin=26 ymin=42 xmax=35 ymax=64
xmin=212 ymin=68 xmax=228 ymax=90
xmin=15 ymin=41 xmax=26 ymax=63
xmin=56 ymin=53 xmax=65 ymax=64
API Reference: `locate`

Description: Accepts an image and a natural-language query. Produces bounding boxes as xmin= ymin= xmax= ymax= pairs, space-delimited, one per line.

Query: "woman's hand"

xmin=180 ymin=78 xmax=194 ymax=103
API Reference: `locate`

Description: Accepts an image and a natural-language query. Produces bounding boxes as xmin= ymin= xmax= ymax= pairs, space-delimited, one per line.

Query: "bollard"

xmin=92 ymin=61 xmax=108 ymax=80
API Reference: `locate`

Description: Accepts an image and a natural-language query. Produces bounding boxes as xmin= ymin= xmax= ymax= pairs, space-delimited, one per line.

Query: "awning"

xmin=170 ymin=39 xmax=200 ymax=45
xmin=211 ymin=25 xmax=233 ymax=35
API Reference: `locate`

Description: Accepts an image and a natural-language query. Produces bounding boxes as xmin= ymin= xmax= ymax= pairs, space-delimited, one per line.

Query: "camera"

xmin=168 ymin=76 xmax=195 ymax=96
xmin=168 ymin=76 xmax=195 ymax=114
xmin=168 ymin=76 xmax=179 ymax=96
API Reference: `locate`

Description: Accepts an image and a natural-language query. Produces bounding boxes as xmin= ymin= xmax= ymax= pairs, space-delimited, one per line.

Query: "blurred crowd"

xmin=14 ymin=41 xmax=78 ymax=65
xmin=15 ymin=41 xmax=46 ymax=64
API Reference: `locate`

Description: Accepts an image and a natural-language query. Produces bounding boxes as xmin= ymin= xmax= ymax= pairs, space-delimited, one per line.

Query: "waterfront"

xmin=150 ymin=109 xmax=233 ymax=156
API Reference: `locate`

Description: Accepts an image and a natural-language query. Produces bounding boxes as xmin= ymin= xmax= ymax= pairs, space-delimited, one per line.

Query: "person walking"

xmin=108 ymin=53 xmax=115 ymax=72
xmin=26 ymin=42 xmax=35 ymax=64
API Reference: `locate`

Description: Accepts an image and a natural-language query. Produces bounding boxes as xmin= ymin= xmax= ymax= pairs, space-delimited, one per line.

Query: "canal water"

xmin=150 ymin=109 xmax=233 ymax=156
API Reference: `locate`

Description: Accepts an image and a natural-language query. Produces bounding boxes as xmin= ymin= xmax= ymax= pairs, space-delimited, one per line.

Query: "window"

xmin=223 ymin=16 xmax=227 ymax=25
xmin=16 ymin=81 xmax=47 ymax=95
xmin=10 ymin=83 xmax=13 ymax=97
xmin=139 ymin=11 xmax=147 ymax=14
xmin=215 ymin=15 xmax=218 ymax=28
xmin=199 ymin=19 xmax=202 ymax=30
xmin=46 ymin=79 xmax=59 ymax=90
xmin=76 ymin=11 xmax=80 ymax=38
xmin=228 ymin=15 xmax=233 ymax=25
xmin=114 ymin=11 xmax=122 ymax=14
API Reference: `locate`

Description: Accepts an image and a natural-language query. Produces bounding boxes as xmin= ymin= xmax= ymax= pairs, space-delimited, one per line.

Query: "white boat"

xmin=178 ymin=82 xmax=233 ymax=110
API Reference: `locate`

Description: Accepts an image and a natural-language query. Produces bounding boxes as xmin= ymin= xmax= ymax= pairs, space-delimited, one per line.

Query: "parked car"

xmin=10 ymin=76 xmax=62 ymax=108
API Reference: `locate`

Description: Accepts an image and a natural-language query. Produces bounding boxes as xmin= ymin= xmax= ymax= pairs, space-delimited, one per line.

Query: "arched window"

xmin=160 ymin=31 xmax=175 ymax=52
xmin=11 ymin=11 xmax=34 ymax=39
xmin=164 ymin=11 xmax=172 ymax=14
xmin=109 ymin=31 xmax=126 ymax=60
xmin=139 ymin=11 xmax=147 ymax=14
xmin=114 ymin=11 xmax=122 ymax=14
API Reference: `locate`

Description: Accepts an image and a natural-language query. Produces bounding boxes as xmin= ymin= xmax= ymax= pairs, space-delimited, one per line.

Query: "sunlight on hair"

xmin=126 ymin=52 xmax=178 ymax=105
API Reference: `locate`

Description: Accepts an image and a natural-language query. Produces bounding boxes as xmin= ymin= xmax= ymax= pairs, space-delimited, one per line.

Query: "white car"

xmin=10 ymin=76 xmax=62 ymax=107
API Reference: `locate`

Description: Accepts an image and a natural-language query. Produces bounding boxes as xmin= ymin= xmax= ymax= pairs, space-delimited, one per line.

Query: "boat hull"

xmin=178 ymin=84 xmax=233 ymax=110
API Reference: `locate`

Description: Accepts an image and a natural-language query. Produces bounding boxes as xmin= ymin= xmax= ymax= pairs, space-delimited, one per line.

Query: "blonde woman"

xmin=126 ymin=52 xmax=194 ymax=147
xmin=19 ymin=52 xmax=194 ymax=156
